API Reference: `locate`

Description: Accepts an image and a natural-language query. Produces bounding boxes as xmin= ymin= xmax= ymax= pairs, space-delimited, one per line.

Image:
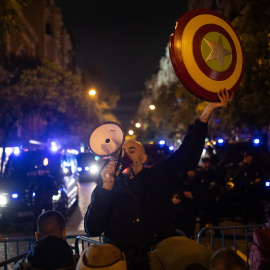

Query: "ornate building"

xmin=1 ymin=0 xmax=73 ymax=70
xmin=0 ymin=0 xmax=74 ymax=146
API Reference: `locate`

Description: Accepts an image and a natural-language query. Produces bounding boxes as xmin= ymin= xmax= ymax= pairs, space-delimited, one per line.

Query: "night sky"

xmin=54 ymin=0 xmax=189 ymax=129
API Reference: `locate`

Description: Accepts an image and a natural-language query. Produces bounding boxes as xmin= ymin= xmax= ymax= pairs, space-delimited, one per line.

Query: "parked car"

xmin=0 ymin=149 xmax=79 ymax=223
xmin=76 ymin=152 xmax=103 ymax=182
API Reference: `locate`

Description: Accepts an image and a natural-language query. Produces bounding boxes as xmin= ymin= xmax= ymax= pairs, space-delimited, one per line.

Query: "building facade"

xmin=0 ymin=0 xmax=74 ymax=147
xmin=2 ymin=0 xmax=73 ymax=70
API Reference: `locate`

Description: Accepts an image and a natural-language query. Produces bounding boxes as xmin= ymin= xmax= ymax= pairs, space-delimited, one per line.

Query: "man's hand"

xmin=199 ymin=88 xmax=234 ymax=123
xmin=183 ymin=191 xmax=194 ymax=199
xmin=101 ymin=161 xmax=117 ymax=190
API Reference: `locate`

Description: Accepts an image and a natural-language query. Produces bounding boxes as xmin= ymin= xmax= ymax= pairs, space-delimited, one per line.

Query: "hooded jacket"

xmin=14 ymin=236 xmax=78 ymax=270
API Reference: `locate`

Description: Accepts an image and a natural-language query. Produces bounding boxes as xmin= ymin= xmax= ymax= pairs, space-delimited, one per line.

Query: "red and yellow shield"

xmin=169 ymin=9 xmax=244 ymax=101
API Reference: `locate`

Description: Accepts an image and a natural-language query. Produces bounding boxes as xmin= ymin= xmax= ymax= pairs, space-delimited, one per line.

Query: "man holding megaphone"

xmin=84 ymin=89 xmax=233 ymax=270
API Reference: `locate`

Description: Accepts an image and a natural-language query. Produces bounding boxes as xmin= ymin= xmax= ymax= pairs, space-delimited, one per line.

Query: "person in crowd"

xmin=84 ymin=89 xmax=233 ymax=270
xmin=28 ymin=169 xmax=59 ymax=234
xmin=249 ymin=201 xmax=270 ymax=270
xmin=14 ymin=210 xmax=79 ymax=270
xmin=76 ymin=243 xmax=127 ymax=270
xmin=209 ymin=247 xmax=246 ymax=270
xmin=264 ymin=200 xmax=270 ymax=227
xmin=171 ymin=169 xmax=201 ymax=239
xmin=234 ymin=151 xmax=262 ymax=224
xmin=196 ymin=157 xmax=221 ymax=232
xmin=171 ymin=187 xmax=196 ymax=239
xmin=205 ymin=145 xmax=219 ymax=171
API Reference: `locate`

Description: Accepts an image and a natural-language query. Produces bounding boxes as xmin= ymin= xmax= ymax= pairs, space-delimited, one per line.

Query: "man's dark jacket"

xmin=84 ymin=119 xmax=207 ymax=251
xmin=14 ymin=236 xmax=78 ymax=270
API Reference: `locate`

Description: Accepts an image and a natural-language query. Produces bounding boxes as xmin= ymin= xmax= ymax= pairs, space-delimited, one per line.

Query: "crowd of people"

xmin=170 ymin=148 xmax=267 ymax=239
xmin=12 ymin=210 xmax=249 ymax=270
xmin=11 ymin=201 xmax=270 ymax=269
xmin=9 ymin=89 xmax=270 ymax=269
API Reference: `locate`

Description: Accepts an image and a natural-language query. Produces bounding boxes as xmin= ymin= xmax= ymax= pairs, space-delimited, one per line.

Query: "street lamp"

xmin=135 ymin=122 xmax=141 ymax=128
xmin=149 ymin=104 xmax=155 ymax=110
xmin=89 ymin=89 xmax=96 ymax=96
xmin=128 ymin=130 xmax=134 ymax=135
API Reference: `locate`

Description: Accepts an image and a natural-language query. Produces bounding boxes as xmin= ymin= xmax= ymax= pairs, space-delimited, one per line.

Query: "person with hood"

xmin=14 ymin=210 xmax=79 ymax=270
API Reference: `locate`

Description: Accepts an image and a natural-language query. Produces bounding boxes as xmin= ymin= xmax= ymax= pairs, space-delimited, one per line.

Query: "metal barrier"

xmin=74 ymin=235 xmax=104 ymax=255
xmin=197 ymin=224 xmax=264 ymax=270
xmin=1 ymin=226 xmax=264 ymax=270
xmin=0 ymin=235 xmax=85 ymax=270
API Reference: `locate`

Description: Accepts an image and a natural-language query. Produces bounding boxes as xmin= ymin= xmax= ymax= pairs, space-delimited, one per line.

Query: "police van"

xmin=0 ymin=149 xmax=79 ymax=223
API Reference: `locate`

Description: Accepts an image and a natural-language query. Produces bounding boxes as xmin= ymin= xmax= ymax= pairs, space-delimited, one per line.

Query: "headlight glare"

xmin=0 ymin=194 xmax=8 ymax=206
xmin=90 ymin=165 xmax=99 ymax=174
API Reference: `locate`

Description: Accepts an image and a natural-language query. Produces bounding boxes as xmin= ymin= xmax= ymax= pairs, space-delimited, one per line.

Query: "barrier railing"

xmin=1 ymin=225 xmax=264 ymax=270
xmin=197 ymin=224 xmax=264 ymax=270
xmin=74 ymin=235 xmax=104 ymax=255
xmin=0 ymin=235 xmax=85 ymax=270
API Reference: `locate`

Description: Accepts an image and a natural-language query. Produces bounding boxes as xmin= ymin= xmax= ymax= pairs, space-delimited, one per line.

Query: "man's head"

xmin=209 ymin=247 xmax=245 ymax=270
xmin=172 ymin=191 xmax=182 ymax=205
xmin=202 ymin=158 xmax=211 ymax=170
xmin=76 ymin=243 xmax=127 ymax=270
xmin=35 ymin=210 xmax=66 ymax=241
xmin=187 ymin=170 xmax=196 ymax=179
xmin=243 ymin=151 xmax=253 ymax=165
xmin=122 ymin=140 xmax=147 ymax=175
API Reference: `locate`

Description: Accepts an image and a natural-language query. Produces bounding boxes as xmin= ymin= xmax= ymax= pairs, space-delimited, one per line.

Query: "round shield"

xmin=169 ymin=8 xmax=244 ymax=102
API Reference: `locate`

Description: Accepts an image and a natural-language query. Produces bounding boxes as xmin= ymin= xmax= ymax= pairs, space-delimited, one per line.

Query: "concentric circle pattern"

xmin=169 ymin=8 xmax=244 ymax=101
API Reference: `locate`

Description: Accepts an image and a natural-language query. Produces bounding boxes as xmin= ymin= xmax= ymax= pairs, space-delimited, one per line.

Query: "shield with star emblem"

xmin=169 ymin=8 xmax=244 ymax=102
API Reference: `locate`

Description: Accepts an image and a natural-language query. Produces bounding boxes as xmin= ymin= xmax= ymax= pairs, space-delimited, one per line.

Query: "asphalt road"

xmin=66 ymin=181 xmax=96 ymax=236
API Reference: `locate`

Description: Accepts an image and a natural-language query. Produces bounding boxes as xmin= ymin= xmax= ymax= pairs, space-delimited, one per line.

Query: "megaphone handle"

xmin=114 ymin=148 xmax=122 ymax=174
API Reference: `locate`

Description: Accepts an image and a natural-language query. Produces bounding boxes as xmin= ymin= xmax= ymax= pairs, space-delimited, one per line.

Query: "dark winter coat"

xmin=84 ymin=119 xmax=207 ymax=252
xmin=14 ymin=236 xmax=79 ymax=270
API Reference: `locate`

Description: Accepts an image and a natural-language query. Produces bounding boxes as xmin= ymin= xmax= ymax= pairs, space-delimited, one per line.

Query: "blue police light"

xmin=12 ymin=193 xmax=19 ymax=199
xmin=217 ymin=138 xmax=224 ymax=144
xmin=253 ymin=138 xmax=260 ymax=145
xmin=77 ymin=167 xmax=82 ymax=172
xmin=13 ymin=147 xmax=20 ymax=155
xmin=159 ymin=140 xmax=166 ymax=146
xmin=51 ymin=141 xmax=58 ymax=152
xmin=265 ymin=181 xmax=270 ymax=187
xmin=169 ymin=146 xmax=174 ymax=151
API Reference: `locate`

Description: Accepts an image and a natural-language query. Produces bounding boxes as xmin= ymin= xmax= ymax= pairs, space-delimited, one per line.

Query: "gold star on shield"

xmin=204 ymin=35 xmax=232 ymax=67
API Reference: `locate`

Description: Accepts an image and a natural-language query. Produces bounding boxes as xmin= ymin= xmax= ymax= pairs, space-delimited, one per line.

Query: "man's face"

xmin=244 ymin=155 xmax=253 ymax=165
xmin=122 ymin=140 xmax=147 ymax=175
xmin=172 ymin=194 xmax=181 ymax=205
xmin=202 ymin=161 xmax=210 ymax=170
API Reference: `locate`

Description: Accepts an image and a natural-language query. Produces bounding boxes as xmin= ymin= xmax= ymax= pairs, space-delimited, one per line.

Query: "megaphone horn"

xmin=89 ymin=121 xmax=124 ymax=157
xmin=89 ymin=121 xmax=132 ymax=176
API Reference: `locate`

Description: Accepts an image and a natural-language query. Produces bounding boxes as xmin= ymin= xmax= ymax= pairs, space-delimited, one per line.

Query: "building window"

xmin=46 ymin=23 xmax=52 ymax=36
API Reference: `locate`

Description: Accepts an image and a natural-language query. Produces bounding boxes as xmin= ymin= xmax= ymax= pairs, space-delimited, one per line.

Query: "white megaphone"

xmin=88 ymin=121 xmax=131 ymax=175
